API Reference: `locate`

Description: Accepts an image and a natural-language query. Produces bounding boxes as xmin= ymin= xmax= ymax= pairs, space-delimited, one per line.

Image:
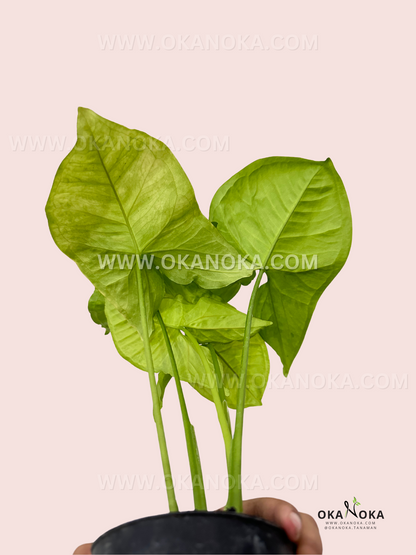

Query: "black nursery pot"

xmin=91 ymin=511 xmax=296 ymax=554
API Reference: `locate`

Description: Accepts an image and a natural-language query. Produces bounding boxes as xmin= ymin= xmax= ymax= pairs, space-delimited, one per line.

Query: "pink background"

xmin=1 ymin=1 xmax=415 ymax=553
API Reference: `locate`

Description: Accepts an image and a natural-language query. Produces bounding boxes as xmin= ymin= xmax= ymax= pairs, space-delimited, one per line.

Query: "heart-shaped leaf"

xmin=46 ymin=108 xmax=251 ymax=335
xmin=210 ymin=157 xmax=352 ymax=375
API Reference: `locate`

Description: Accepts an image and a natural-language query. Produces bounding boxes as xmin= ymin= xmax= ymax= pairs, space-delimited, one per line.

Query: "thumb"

xmin=74 ymin=544 xmax=92 ymax=554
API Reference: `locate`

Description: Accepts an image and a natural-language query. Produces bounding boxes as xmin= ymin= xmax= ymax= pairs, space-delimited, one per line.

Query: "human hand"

xmin=242 ymin=497 xmax=322 ymax=554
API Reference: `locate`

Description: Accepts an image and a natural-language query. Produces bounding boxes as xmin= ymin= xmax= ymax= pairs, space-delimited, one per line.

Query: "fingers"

xmin=242 ymin=498 xmax=322 ymax=554
xmin=73 ymin=544 xmax=92 ymax=554
xmin=297 ymin=513 xmax=323 ymax=554
xmin=242 ymin=497 xmax=302 ymax=542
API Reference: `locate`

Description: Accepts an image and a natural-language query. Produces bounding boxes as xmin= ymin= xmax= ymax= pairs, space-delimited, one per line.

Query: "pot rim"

xmin=93 ymin=509 xmax=285 ymax=547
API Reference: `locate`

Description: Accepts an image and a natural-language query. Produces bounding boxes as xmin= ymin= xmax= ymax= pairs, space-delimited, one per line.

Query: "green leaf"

xmin=210 ymin=157 xmax=352 ymax=375
xmin=162 ymin=275 xmax=215 ymax=304
xmin=160 ymin=278 xmax=270 ymax=407
xmin=105 ymin=298 xmax=215 ymax=389
xmin=88 ymin=289 xmax=110 ymax=334
xmin=206 ymin=334 xmax=270 ymax=408
xmin=161 ymin=268 xmax=255 ymax=304
xmin=46 ymin=108 xmax=251 ymax=336
xmin=105 ymin=298 xmax=269 ymax=408
xmin=211 ymin=280 xmax=245 ymax=303
xmin=157 ymin=372 xmax=172 ymax=408
xmin=159 ymin=295 xmax=272 ymax=343
xmin=211 ymin=270 xmax=256 ymax=302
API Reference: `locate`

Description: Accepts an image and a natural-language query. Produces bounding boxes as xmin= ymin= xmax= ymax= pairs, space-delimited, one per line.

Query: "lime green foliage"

xmin=49 ymin=110 xmax=352 ymax=513
xmin=211 ymin=156 xmax=352 ymax=377
xmin=156 ymin=372 xmax=172 ymax=407
xmin=210 ymin=156 xmax=352 ymax=510
xmin=88 ymin=289 xmax=109 ymax=334
xmin=46 ymin=108 xmax=251 ymax=336
xmin=159 ymin=296 xmax=271 ymax=343
xmin=100 ymin=290 xmax=270 ymax=409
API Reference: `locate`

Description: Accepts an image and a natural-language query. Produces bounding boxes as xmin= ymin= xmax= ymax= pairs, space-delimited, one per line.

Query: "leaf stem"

xmin=208 ymin=343 xmax=231 ymax=434
xmin=156 ymin=312 xmax=207 ymax=511
xmin=227 ymin=269 xmax=265 ymax=512
xmin=183 ymin=328 xmax=232 ymax=468
xmin=136 ymin=262 xmax=178 ymax=512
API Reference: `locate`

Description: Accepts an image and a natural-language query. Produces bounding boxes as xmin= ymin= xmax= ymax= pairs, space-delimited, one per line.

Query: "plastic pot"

xmin=91 ymin=510 xmax=296 ymax=554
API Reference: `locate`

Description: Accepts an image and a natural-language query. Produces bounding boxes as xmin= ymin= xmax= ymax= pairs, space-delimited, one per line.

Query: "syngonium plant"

xmin=46 ymin=108 xmax=352 ymax=513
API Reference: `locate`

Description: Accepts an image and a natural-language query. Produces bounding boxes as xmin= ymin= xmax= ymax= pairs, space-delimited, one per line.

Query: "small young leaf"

xmin=160 ymin=295 xmax=272 ymax=343
xmin=88 ymin=289 xmax=110 ymax=334
xmin=157 ymin=373 xmax=172 ymax=408
xmin=207 ymin=334 xmax=270 ymax=408
xmin=161 ymin=269 xmax=255 ymax=304
xmin=162 ymin=276 xmax=213 ymax=304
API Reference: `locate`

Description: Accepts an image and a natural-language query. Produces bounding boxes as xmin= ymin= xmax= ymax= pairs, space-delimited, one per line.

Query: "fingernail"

xmin=288 ymin=511 xmax=302 ymax=541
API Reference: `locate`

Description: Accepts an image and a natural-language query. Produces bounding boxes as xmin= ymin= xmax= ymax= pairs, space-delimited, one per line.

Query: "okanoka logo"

xmin=344 ymin=496 xmax=361 ymax=518
xmin=318 ymin=497 xmax=385 ymax=521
